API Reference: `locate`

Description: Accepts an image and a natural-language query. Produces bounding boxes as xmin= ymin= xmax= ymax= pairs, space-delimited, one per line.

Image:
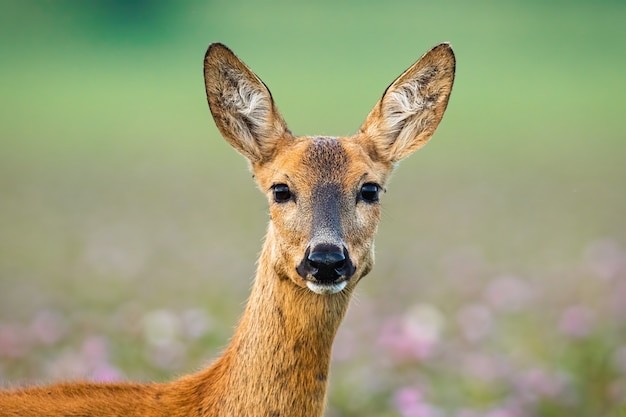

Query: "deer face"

xmin=203 ymin=43 xmax=455 ymax=295
xmin=251 ymin=135 xmax=392 ymax=294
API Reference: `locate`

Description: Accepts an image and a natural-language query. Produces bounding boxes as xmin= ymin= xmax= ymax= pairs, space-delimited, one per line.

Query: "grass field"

xmin=1 ymin=1 xmax=626 ymax=416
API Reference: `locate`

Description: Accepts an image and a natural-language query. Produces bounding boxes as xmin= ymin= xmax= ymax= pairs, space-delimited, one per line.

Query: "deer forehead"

xmin=256 ymin=136 xmax=389 ymax=193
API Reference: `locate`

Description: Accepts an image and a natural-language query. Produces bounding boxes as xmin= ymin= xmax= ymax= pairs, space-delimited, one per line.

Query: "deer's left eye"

xmin=359 ymin=183 xmax=380 ymax=203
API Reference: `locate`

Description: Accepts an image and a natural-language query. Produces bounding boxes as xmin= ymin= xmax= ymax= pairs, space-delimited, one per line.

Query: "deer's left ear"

xmin=359 ymin=43 xmax=455 ymax=163
xmin=204 ymin=43 xmax=290 ymax=163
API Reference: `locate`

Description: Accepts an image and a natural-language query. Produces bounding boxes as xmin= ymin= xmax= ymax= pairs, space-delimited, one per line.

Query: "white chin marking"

xmin=306 ymin=280 xmax=348 ymax=295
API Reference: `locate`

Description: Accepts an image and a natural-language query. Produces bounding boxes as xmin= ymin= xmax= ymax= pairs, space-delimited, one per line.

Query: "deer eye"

xmin=272 ymin=184 xmax=292 ymax=203
xmin=359 ymin=183 xmax=380 ymax=203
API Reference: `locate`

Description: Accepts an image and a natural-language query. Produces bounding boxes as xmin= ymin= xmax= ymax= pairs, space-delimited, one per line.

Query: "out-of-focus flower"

xmin=461 ymin=352 xmax=509 ymax=383
xmin=80 ymin=336 xmax=110 ymax=365
xmin=393 ymin=386 xmax=443 ymax=417
xmin=454 ymin=409 xmax=482 ymax=417
xmin=404 ymin=304 xmax=445 ymax=346
xmin=0 ymin=324 xmax=30 ymax=359
xmin=456 ymin=399 xmax=526 ymax=417
xmin=584 ymin=238 xmax=625 ymax=281
xmin=607 ymin=379 xmax=626 ymax=404
xmin=45 ymin=350 xmax=90 ymax=380
xmin=456 ymin=304 xmax=494 ymax=343
xmin=612 ymin=346 xmax=626 ymax=375
xmin=80 ymin=337 xmax=123 ymax=382
xmin=29 ymin=310 xmax=66 ymax=346
xmin=44 ymin=334 xmax=121 ymax=382
xmin=612 ymin=278 xmax=626 ymax=316
xmin=180 ymin=308 xmax=212 ymax=340
xmin=394 ymin=385 xmax=422 ymax=406
xmin=484 ymin=275 xmax=534 ymax=313
xmin=378 ymin=319 xmax=418 ymax=361
xmin=141 ymin=309 xmax=188 ymax=370
xmin=484 ymin=407 xmax=522 ymax=417
xmin=558 ymin=305 xmax=595 ymax=339
xmin=91 ymin=363 xmax=123 ymax=382
xmin=147 ymin=339 xmax=187 ymax=371
xmin=379 ymin=304 xmax=445 ymax=361
xmin=514 ymin=367 xmax=570 ymax=404
xmin=142 ymin=309 xmax=181 ymax=346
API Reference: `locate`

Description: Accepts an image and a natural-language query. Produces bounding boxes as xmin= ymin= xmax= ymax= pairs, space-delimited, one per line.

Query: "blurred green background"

xmin=1 ymin=1 xmax=625 ymax=416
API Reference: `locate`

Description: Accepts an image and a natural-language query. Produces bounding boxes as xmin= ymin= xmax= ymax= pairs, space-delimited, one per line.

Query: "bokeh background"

xmin=1 ymin=1 xmax=625 ymax=416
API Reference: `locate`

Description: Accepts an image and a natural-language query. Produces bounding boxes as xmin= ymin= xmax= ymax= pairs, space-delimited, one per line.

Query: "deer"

xmin=0 ymin=42 xmax=455 ymax=417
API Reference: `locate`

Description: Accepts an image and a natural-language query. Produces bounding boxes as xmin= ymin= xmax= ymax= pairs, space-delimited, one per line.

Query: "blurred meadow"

xmin=1 ymin=1 xmax=626 ymax=416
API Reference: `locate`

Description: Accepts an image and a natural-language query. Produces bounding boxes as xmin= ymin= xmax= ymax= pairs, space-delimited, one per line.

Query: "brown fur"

xmin=0 ymin=42 xmax=455 ymax=416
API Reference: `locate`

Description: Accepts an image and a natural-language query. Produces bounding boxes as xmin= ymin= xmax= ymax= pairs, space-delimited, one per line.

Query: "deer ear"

xmin=359 ymin=43 xmax=455 ymax=163
xmin=204 ymin=43 xmax=290 ymax=163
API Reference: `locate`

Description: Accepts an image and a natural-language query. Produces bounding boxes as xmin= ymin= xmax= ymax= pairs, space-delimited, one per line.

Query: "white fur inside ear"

xmin=223 ymin=73 xmax=271 ymax=132
xmin=231 ymin=79 xmax=270 ymax=125
xmin=380 ymin=66 xmax=439 ymax=160
xmin=385 ymin=78 xmax=435 ymax=134
xmin=217 ymin=64 xmax=275 ymax=159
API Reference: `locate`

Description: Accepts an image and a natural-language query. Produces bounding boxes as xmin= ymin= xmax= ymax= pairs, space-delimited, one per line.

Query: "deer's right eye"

xmin=272 ymin=184 xmax=292 ymax=203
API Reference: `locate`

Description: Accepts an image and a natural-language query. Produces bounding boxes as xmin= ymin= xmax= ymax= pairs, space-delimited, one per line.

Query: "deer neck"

xmin=196 ymin=230 xmax=353 ymax=417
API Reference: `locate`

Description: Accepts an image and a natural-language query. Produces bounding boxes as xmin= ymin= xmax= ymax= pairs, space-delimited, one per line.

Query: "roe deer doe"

xmin=0 ymin=42 xmax=455 ymax=417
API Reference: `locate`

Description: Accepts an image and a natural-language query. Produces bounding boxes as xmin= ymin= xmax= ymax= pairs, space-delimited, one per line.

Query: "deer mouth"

xmin=305 ymin=279 xmax=348 ymax=295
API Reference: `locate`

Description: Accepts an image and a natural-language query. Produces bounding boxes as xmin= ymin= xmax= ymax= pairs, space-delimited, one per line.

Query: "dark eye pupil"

xmin=360 ymin=183 xmax=379 ymax=202
xmin=273 ymin=184 xmax=291 ymax=202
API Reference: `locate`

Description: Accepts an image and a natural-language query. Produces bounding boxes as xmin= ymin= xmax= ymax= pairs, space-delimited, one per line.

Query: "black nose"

xmin=297 ymin=244 xmax=354 ymax=283
xmin=308 ymin=250 xmax=345 ymax=273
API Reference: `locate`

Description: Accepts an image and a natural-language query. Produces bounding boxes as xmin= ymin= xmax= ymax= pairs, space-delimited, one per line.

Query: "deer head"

xmin=203 ymin=43 xmax=455 ymax=295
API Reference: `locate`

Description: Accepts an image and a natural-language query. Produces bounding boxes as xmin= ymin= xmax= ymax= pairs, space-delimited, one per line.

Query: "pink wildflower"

xmin=558 ymin=305 xmax=595 ymax=339
xmin=393 ymin=386 xmax=442 ymax=417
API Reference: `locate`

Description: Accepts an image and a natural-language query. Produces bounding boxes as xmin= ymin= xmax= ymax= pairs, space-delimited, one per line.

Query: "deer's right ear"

xmin=204 ymin=43 xmax=290 ymax=163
